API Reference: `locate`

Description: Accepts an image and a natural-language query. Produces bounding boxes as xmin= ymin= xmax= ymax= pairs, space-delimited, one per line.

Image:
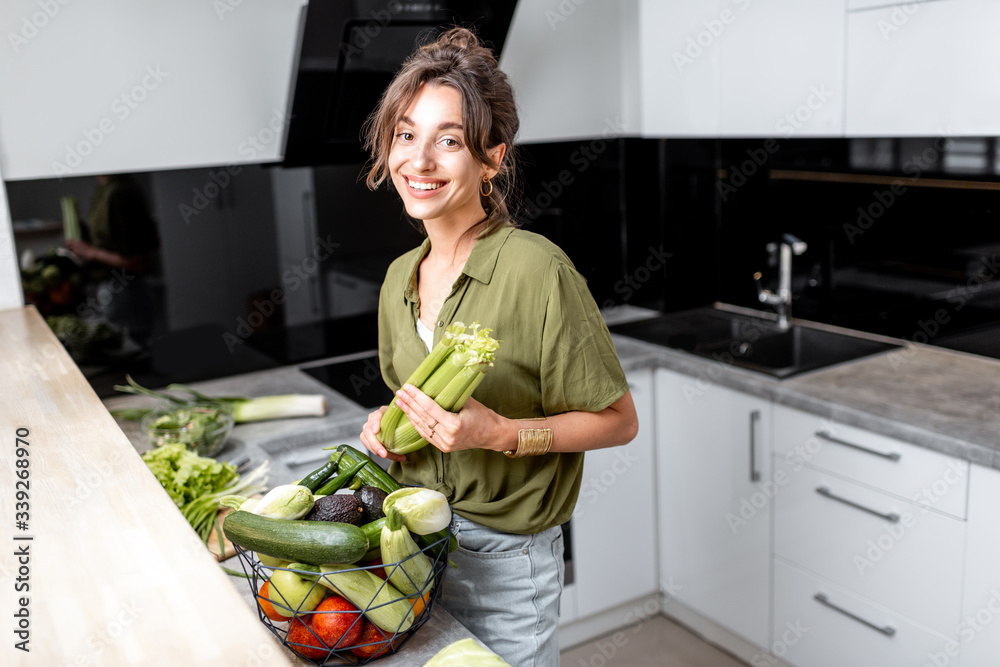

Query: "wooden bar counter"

xmin=0 ymin=306 xmax=297 ymax=666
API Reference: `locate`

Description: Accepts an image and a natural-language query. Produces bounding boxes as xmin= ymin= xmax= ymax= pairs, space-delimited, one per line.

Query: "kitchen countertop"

xmin=0 ymin=306 xmax=297 ymax=667
xmin=610 ymin=313 xmax=1000 ymax=469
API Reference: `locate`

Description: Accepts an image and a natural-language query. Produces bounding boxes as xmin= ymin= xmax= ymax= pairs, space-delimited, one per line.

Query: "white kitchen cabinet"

xmin=719 ymin=0 xmax=845 ymax=137
xmin=958 ymin=464 xmax=1000 ymax=667
xmin=846 ymin=0 xmax=1000 ymax=136
xmin=0 ymin=0 xmax=304 ymax=180
xmin=569 ymin=368 xmax=658 ymax=621
xmin=500 ymin=0 xmax=640 ymax=143
xmin=773 ymin=458 xmax=965 ymax=636
xmin=773 ymin=558 xmax=957 ymax=667
xmin=639 ymin=0 xmax=723 ymax=136
xmin=655 ymin=367 xmax=771 ymax=648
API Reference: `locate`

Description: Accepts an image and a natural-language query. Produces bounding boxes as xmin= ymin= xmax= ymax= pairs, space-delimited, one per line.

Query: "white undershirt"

xmin=416 ymin=317 xmax=434 ymax=353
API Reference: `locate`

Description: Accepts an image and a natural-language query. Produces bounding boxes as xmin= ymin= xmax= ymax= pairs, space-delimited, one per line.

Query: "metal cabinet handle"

xmin=816 ymin=486 xmax=900 ymax=523
xmin=749 ymin=410 xmax=761 ymax=482
xmin=816 ymin=431 xmax=901 ymax=462
xmin=813 ymin=593 xmax=896 ymax=637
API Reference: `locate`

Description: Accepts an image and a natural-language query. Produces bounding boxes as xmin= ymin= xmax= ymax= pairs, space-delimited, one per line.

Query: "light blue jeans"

xmin=439 ymin=516 xmax=565 ymax=666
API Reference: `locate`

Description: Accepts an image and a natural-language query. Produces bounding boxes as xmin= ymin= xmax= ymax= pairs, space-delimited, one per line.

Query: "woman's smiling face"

xmin=389 ymin=83 xmax=500 ymax=228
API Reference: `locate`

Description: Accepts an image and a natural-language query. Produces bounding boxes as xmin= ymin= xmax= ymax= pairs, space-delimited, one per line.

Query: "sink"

xmin=609 ymin=308 xmax=903 ymax=379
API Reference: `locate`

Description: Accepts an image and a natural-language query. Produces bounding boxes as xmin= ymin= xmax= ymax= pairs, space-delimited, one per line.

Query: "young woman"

xmin=358 ymin=28 xmax=638 ymax=665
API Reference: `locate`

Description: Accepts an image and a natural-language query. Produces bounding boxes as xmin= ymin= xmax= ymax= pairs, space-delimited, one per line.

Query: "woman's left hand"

xmin=393 ymin=383 xmax=506 ymax=453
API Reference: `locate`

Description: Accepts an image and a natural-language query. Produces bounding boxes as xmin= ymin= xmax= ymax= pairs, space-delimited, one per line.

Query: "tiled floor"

xmin=560 ymin=615 xmax=746 ymax=667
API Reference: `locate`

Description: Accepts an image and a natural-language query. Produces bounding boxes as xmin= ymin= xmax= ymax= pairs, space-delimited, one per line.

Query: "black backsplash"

xmin=521 ymin=136 xmax=1000 ymax=359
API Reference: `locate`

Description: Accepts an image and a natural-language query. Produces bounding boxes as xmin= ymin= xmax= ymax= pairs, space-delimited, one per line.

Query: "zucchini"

xmin=326 ymin=445 xmax=401 ymax=494
xmin=318 ymin=563 xmax=415 ymax=633
xmin=223 ymin=510 xmax=368 ymax=566
xmin=361 ymin=517 xmax=388 ymax=547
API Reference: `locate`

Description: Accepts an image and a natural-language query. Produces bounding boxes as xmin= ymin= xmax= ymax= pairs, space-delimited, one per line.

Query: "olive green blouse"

xmin=378 ymin=224 xmax=629 ymax=535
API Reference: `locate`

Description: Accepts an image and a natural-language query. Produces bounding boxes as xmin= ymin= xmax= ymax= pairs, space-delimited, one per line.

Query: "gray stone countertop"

xmin=611 ymin=327 xmax=1000 ymax=470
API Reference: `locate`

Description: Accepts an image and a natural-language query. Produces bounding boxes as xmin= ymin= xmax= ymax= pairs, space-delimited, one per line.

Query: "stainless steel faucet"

xmin=754 ymin=234 xmax=808 ymax=330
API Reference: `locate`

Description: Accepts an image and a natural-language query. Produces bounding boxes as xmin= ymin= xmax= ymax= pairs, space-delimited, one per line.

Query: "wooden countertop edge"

xmin=0 ymin=306 xmax=295 ymax=666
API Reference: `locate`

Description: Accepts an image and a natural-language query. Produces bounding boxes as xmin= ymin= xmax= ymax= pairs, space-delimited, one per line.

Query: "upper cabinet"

xmin=845 ymin=0 xmax=1000 ymax=136
xmin=0 ymin=0 xmax=305 ymax=180
xmin=500 ymin=0 xmax=640 ymax=143
xmin=638 ymin=0 xmax=723 ymax=136
xmin=720 ymin=0 xmax=845 ymax=137
xmin=640 ymin=0 xmax=845 ymax=137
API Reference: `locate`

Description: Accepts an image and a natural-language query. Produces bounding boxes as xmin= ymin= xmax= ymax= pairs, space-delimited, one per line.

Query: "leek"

xmin=112 ymin=375 xmax=327 ymax=424
xmin=380 ymin=322 xmax=499 ymax=455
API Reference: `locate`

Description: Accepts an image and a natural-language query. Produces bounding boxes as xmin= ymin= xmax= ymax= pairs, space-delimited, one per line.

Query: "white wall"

xmin=0 ymin=0 xmax=304 ymax=180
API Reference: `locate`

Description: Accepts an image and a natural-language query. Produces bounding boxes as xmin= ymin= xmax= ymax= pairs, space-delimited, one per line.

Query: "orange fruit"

xmin=309 ymin=596 xmax=364 ymax=650
xmin=286 ymin=617 xmax=330 ymax=660
xmin=257 ymin=581 xmax=291 ymax=622
xmin=409 ymin=591 xmax=432 ymax=618
xmin=350 ymin=619 xmax=392 ymax=659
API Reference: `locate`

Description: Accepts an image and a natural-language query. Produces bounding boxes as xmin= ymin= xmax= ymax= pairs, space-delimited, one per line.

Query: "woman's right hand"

xmin=359 ymin=405 xmax=407 ymax=462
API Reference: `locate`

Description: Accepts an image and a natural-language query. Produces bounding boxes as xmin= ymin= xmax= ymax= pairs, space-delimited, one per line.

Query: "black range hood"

xmin=281 ymin=0 xmax=517 ymax=167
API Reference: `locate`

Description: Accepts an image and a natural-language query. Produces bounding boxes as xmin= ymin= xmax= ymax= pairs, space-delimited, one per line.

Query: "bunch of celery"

xmin=379 ymin=321 xmax=499 ymax=455
xmin=112 ymin=375 xmax=326 ymax=424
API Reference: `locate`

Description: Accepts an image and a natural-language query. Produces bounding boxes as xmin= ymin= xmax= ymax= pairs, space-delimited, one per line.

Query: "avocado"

xmin=306 ymin=493 xmax=365 ymax=525
xmin=354 ymin=486 xmax=388 ymax=524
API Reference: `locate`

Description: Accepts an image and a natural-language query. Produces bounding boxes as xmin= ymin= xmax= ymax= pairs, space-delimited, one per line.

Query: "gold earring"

xmin=480 ymin=175 xmax=493 ymax=197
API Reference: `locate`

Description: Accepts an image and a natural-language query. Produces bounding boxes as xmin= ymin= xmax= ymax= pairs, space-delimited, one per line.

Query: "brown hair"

xmin=363 ymin=27 xmax=521 ymax=237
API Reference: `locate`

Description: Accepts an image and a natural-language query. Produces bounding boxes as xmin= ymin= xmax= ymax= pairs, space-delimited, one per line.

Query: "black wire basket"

xmin=234 ymin=518 xmax=453 ymax=665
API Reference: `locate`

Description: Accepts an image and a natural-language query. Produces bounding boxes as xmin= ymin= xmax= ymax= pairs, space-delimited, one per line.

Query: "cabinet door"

xmin=0 ymin=0 xmax=304 ymax=179
xmin=959 ymin=464 xmax=1000 ymax=667
xmin=655 ymin=368 xmax=771 ymax=648
xmin=720 ymin=0 xmax=845 ymax=137
xmin=846 ymin=0 xmax=1000 ymax=136
xmin=639 ymin=0 xmax=723 ymax=136
xmin=572 ymin=369 xmax=658 ymax=619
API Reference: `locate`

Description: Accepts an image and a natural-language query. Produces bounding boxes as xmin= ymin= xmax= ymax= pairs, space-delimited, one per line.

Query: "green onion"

xmin=113 ymin=375 xmax=326 ymax=423
xmin=380 ymin=322 xmax=499 ymax=455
